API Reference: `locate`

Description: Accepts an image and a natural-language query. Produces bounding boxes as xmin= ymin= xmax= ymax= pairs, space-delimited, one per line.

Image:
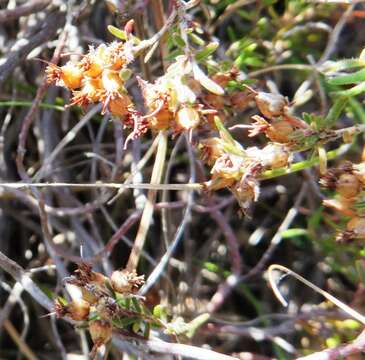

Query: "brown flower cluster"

xmin=54 ymin=263 xmax=145 ymax=357
xmin=46 ymin=42 xmax=133 ymax=116
xmin=248 ymin=90 xmax=310 ymax=144
xmin=200 ymin=89 xmax=303 ymax=213
xmin=321 ymin=159 xmax=365 ymax=241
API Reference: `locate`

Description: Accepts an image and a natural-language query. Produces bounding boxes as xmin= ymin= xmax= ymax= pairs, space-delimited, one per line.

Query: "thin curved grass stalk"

xmin=268 ymin=264 xmax=365 ymax=325
xmin=126 ymin=131 xmax=168 ymax=271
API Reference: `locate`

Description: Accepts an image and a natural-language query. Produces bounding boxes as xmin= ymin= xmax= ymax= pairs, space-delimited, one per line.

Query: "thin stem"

xmin=126 ymin=131 xmax=168 ymax=270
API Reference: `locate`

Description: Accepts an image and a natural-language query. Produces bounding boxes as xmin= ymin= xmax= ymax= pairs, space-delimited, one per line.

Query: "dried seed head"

xmin=67 ymin=299 xmax=90 ymax=321
xmin=80 ymin=54 xmax=104 ymax=78
xmin=101 ymin=69 xmax=124 ymax=94
xmin=150 ymin=108 xmax=173 ymax=130
xmin=320 ymin=169 xmax=340 ymax=189
xmin=70 ymin=78 xmax=103 ymax=107
xmin=211 ymin=72 xmax=232 ymax=87
xmin=255 ymin=92 xmax=287 ymax=119
xmin=336 ymin=173 xmax=361 ymax=199
xmin=46 ymin=63 xmax=84 ymax=90
xmin=175 ymin=106 xmax=200 ymax=131
xmin=265 ymin=119 xmax=294 ymax=143
xmin=73 ymin=263 xmax=108 ymax=287
xmin=199 ymin=137 xmax=225 ymax=165
xmin=55 ymin=298 xmax=90 ymax=321
xmin=110 ymin=269 xmax=145 ymax=294
xmin=346 ymin=217 xmax=365 ymax=239
xmin=231 ymin=177 xmax=260 ymax=212
xmin=108 ymin=95 xmax=132 ymax=117
xmin=89 ymin=319 xmax=112 ymax=347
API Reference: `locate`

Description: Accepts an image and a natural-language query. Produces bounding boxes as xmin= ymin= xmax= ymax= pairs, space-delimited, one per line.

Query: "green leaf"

xmin=324 ymin=97 xmax=348 ymax=127
xmin=153 ymin=304 xmax=167 ymax=321
xmin=195 ymin=42 xmax=219 ymax=62
xmin=113 ymin=316 xmax=139 ymax=328
xmin=280 ymin=228 xmax=309 ymax=238
xmin=186 ymin=313 xmax=210 ymax=338
xmin=336 ymin=81 xmax=365 ymax=97
xmin=327 ymin=68 xmax=365 ymax=86
xmin=132 ymin=297 xmax=142 ymax=313
xmin=173 ymin=34 xmax=186 ymax=48
xmin=188 ymin=32 xmax=205 ymax=46
xmin=107 ymin=25 xmax=128 ymax=40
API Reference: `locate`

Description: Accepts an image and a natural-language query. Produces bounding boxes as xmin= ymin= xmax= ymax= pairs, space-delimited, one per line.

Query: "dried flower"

xmin=199 ymin=137 xmax=225 ymax=165
xmin=175 ymin=106 xmax=201 ymax=132
xmin=346 ymin=216 xmax=365 ymax=239
xmin=54 ymin=298 xmax=90 ymax=321
xmin=255 ymin=92 xmax=288 ymax=119
xmin=89 ymin=319 xmax=112 ymax=353
xmin=46 ymin=62 xmax=84 ymax=90
xmin=110 ymin=269 xmax=145 ymax=294
xmin=336 ymin=173 xmax=361 ymax=199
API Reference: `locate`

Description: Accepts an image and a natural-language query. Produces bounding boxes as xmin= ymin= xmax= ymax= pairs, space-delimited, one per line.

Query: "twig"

xmin=0 ymin=0 xmax=50 ymax=24
xmin=3 ymin=320 xmax=39 ymax=360
xmin=317 ymin=2 xmax=355 ymax=65
xmin=114 ymin=335 xmax=238 ymax=360
xmin=140 ymin=134 xmax=195 ymax=295
xmin=0 ymin=250 xmax=53 ymax=312
xmin=0 ymin=10 xmax=65 ymax=86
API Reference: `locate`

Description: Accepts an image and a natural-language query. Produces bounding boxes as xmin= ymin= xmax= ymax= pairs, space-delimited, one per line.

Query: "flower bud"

xmin=102 ymin=69 xmax=124 ymax=93
xmin=175 ymin=107 xmax=200 ymax=131
xmin=336 ymin=173 xmax=361 ymax=199
xmin=69 ymin=79 xmax=102 ymax=107
xmin=255 ymin=92 xmax=287 ymax=119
